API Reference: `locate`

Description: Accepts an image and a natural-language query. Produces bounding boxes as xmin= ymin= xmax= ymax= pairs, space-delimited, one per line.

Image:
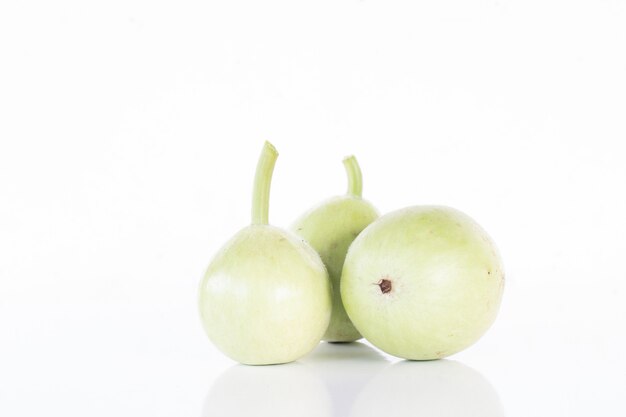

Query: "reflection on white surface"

xmin=202 ymin=362 xmax=332 ymax=417
xmin=203 ymin=343 xmax=504 ymax=417
xmin=351 ymin=360 xmax=505 ymax=417
xmin=300 ymin=342 xmax=390 ymax=417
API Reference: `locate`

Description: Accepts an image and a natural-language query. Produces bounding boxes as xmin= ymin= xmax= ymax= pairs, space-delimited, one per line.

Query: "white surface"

xmin=1 ymin=0 xmax=625 ymax=416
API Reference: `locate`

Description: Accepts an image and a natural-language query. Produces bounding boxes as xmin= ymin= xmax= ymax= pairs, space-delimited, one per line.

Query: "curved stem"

xmin=251 ymin=141 xmax=278 ymax=225
xmin=343 ymin=155 xmax=363 ymax=198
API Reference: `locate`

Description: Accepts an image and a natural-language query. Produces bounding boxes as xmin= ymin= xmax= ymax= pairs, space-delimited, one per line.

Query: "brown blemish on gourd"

xmin=377 ymin=278 xmax=392 ymax=294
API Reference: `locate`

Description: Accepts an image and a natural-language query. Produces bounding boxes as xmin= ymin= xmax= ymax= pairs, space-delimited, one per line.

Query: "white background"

xmin=1 ymin=1 xmax=625 ymax=416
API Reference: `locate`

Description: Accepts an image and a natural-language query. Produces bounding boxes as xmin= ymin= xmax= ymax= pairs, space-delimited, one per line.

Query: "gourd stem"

xmin=343 ymin=155 xmax=363 ymax=198
xmin=251 ymin=141 xmax=278 ymax=225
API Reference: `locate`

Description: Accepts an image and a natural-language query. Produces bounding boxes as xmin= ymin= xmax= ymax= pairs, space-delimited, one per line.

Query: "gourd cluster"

xmin=198 ymin=142 xmax=504 ymax=365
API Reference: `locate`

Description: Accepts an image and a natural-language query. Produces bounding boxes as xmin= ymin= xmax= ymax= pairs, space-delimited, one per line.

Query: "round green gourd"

xmin=199 ymin=142 xmax=332 ymax=365
xmin=341 ymin=206 xmax=504 ymax=359
xmin=291 ymin=156 xmax=378 ymax=342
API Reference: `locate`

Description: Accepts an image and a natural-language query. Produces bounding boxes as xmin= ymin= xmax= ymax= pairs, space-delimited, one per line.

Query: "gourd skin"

xmin=292 ymin=196 xmax=379 ymax=342
xmin=341 ymin=206 xmax=504 ymax=359
xmin=199 ymin=224 xmax=332 ymax=365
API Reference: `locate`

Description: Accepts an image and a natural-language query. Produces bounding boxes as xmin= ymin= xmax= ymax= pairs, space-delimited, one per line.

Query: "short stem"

xmin=251 ymin=141 xmax=278 ymax=225
xmin=343 ymin=155 xmax=363 ymax=198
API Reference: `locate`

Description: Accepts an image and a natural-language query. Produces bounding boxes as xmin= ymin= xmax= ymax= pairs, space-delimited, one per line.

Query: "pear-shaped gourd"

xmin=291 ymin=156 xmax=378 ymax=342
xmin=199 ymin=142 xmax=332 ymax=365
xmin=341 ymin=206 xmax=504 ymax=359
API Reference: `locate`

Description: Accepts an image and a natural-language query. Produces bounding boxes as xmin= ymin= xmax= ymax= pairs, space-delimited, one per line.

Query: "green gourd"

xmin=198 ymin=142 xmax=332 ymax=365
xmin=291 ymin=156 xmax=379 ymax=342
xmin=341 ymin=206 xmax=504 ymax=359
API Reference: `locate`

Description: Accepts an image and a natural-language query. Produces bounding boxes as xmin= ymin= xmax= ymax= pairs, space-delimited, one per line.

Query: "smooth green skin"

xmin=198 ymin=142 xmax=332 ymax=365
xmin=291 ymin=196 xmax=378 ymax=342
xmin=341 ymin=206 xmax=504 ymax=360
xmin=199 ymin=225 xmax=332 ymax=365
